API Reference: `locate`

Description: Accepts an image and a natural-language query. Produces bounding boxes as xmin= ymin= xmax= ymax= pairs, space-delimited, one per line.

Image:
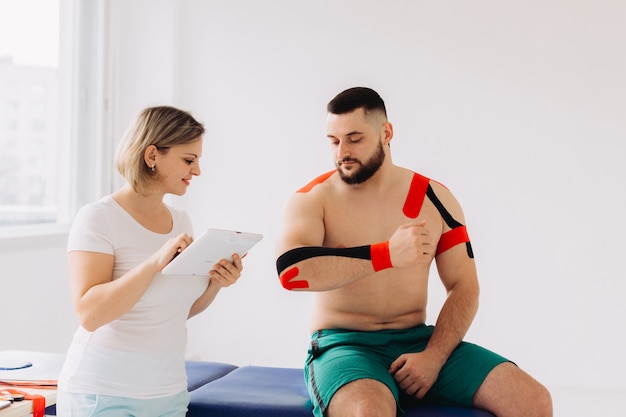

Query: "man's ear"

xmin=383 ymin=121 xmax=394 ymax=145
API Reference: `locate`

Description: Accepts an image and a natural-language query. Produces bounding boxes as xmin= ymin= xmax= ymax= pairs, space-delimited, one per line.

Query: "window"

xmin=0 ymin=0 xmax=109 ymax=243
xmin=0 ymin=0 xmax=62 ymax=228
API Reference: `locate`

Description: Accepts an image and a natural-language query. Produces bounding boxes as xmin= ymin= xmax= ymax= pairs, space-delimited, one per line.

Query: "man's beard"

xmin=337 ymin=141 xmax=385 ymax=185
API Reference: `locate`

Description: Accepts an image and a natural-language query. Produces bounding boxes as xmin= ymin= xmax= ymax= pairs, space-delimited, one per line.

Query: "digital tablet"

xmin=161 ymin=228 xmax=263 ymax=276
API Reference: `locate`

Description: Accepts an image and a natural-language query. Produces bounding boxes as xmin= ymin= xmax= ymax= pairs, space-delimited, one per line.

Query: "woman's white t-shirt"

xmin=58 ymin=196 xmax=209 ymax=398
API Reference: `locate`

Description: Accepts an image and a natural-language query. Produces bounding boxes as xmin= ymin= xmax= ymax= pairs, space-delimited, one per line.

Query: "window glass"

xmin=0 ymin=0 xmax=63 ymax=227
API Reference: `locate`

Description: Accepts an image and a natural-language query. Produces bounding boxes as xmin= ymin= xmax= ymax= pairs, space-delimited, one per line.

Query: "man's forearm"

xmin=426 ymin=285 xmax=479 ymax=364
xmin=277 ymin=254 xmax=377 ymax=291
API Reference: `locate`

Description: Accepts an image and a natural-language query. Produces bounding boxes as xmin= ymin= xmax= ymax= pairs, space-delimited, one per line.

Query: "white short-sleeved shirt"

xmin=58 ymin=196 xmax=210 ymax=398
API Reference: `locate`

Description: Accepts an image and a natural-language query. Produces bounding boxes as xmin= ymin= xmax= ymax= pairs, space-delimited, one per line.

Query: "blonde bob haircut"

xmin=115 ymin=106 xmax=205 ymax=194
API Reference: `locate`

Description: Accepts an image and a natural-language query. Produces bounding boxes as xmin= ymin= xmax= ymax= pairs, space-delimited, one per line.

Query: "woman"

xmin=57 ymin=106 xmax=243 ymax=416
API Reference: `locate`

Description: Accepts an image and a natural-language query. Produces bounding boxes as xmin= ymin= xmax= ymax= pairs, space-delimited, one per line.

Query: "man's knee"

xmin=328 ymin=378 xmax=396 ymax=417
xmin=532 ymin=382 xmax=553 ymax=416
xmin=474 ymin=362 xmax=553 ymax=417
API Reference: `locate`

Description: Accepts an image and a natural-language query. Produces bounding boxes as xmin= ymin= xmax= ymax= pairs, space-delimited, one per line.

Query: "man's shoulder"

xmin=405 ymin=169 xmax=449 ymax=191
xmin=296 ymin=170 xmax=336 ymax=193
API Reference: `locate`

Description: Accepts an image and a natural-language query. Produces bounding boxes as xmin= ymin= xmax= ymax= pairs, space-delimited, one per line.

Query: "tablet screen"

xmin=162 ymin=228 xmax=263 ymax=276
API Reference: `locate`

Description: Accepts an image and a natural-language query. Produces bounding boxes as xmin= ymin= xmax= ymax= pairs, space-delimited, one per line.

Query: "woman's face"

xmin=154 ymin=138 xmax=203 ymax=196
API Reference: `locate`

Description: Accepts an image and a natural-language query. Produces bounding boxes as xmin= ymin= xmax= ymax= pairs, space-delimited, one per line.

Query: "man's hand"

xmin=388 ymin=350 xmax=444 ymax=399
xmin=388 ymin=221 xmax=434 ymax=268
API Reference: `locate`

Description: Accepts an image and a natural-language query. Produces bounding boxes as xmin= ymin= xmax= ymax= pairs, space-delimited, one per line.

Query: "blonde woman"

xmin=57 ymin=106 xmax=243 ymax=416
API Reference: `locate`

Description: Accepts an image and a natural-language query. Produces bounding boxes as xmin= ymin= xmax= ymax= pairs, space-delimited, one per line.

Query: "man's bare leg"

xmin=327 ymin=378 xmax=396 ymax=417
xmin=473 ymin=362 xmax=552 ymax=417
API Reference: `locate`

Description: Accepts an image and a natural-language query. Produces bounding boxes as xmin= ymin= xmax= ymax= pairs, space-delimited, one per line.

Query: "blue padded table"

xmin=187 ymin=365 xmax=495 ymax=417
xmin=185 ymin=360 xmax=238 ymax=391
xmin=188 ymin=366 xmax=312 ymax=417
xmin=42 ymin=360 xmax=238 ymax=415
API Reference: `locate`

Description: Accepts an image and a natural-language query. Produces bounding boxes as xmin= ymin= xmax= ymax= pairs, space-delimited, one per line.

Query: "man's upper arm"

xmin=430 ymin=183 xmax=478 ymax=292
xmin=435 ymin=244 xmax=478 ymax=293
xmin=275 ymin=192 xmax=325 ymax=257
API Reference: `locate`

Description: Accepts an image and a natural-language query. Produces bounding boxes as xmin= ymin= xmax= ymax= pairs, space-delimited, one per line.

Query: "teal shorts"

xmin=304 ymin=325 xmax=509 ymax=416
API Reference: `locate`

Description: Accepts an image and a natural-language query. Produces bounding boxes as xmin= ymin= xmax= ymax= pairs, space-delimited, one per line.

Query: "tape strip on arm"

xmin=276 ymin=243 xmax=393 ymax=290
xmin=276 ymin=246 xmax=371 ymax=274
xmin=426 ymin=185 xmax=474 ymax=258
xmin=436 ymin=226 xmax=474 ymax=257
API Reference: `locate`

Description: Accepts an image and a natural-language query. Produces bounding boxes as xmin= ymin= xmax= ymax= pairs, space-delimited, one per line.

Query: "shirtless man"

xmin=275 ymin=87 xmax=552 ymax=417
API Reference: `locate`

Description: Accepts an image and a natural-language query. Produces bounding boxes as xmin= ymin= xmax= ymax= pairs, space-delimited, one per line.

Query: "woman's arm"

xmin=69 ymin=233 xmax=192 ymax=331
xmin=188 ymin=253 xmax=244 ymax=318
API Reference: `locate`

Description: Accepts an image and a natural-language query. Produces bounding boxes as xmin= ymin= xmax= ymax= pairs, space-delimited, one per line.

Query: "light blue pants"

xmin=56 ymin=389 xmax=189 ymax=417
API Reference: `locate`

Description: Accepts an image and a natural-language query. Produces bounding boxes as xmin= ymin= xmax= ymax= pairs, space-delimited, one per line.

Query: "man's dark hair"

xmin=327 ymin=87 xmax=387 ymax=118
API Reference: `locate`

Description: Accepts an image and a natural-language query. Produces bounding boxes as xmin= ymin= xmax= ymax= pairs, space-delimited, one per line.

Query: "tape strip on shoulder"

xmin=403 ymin=172 xmax=430 ymax=218
xmin=426 ymin=185 xmax=474 ymax=258
xmin=297 ymin=171 xmax=335 ymax=193
xmin=426 ymin=185 xmax=463 ymax=229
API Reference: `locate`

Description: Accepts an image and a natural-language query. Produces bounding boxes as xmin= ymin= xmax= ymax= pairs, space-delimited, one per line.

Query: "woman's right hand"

xmin=152 ymin=233 xmax=194 ymax=271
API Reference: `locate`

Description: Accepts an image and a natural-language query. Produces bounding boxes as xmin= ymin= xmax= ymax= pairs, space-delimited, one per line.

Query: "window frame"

xmin=0 ymin=0 xmax=113 ymax=252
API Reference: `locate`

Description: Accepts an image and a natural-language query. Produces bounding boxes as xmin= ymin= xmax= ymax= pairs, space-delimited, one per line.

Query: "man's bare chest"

xmin=322 ymin=193 xmax=443 ymax=248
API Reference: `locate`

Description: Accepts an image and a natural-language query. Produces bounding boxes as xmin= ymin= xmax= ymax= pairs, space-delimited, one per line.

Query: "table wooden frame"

xmin=0 ymin=388 xmax=56 ymax=417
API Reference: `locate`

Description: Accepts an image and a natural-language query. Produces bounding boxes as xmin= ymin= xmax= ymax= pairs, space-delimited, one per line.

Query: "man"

xmin=275 ymin=87 xmax=552 ymax=417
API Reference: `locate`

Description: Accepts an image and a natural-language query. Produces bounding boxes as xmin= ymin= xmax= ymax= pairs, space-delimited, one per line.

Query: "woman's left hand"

xmin=209 ymin=253 xmax=244 ymax=287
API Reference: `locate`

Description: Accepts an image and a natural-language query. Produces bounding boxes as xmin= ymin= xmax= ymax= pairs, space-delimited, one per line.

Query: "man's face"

xmin=326 ymin=108 xmax=387 ymax=185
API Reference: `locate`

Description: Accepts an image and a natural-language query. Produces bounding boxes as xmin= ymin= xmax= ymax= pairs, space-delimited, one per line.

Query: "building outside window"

xmin=0 ymin=0 xmax=108 ymax=241
xmin=0 ymin=0 xmax=64 ymax=227
xmin=0 ymin=58 xmax=60 ymax=225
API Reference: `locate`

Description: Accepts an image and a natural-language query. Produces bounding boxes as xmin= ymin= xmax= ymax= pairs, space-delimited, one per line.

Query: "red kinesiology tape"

xmin=370 ymin=241 xmax=393 ymax=272
xmin=279 ymin=267 xmax=309 ymax=290
xmin=297 ymin=171 xmax=334 ymax=193
xmin=436 ymin=226 xmax=470 ymax=255
xmin=403 ymin=172 xmax=430 ymax=218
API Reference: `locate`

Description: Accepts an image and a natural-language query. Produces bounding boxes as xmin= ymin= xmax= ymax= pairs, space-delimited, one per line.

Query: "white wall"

xmin=0 ymin=234 xmax=76 ymax=352
xmin=2 ymin=0 xmax=625 ymax=403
